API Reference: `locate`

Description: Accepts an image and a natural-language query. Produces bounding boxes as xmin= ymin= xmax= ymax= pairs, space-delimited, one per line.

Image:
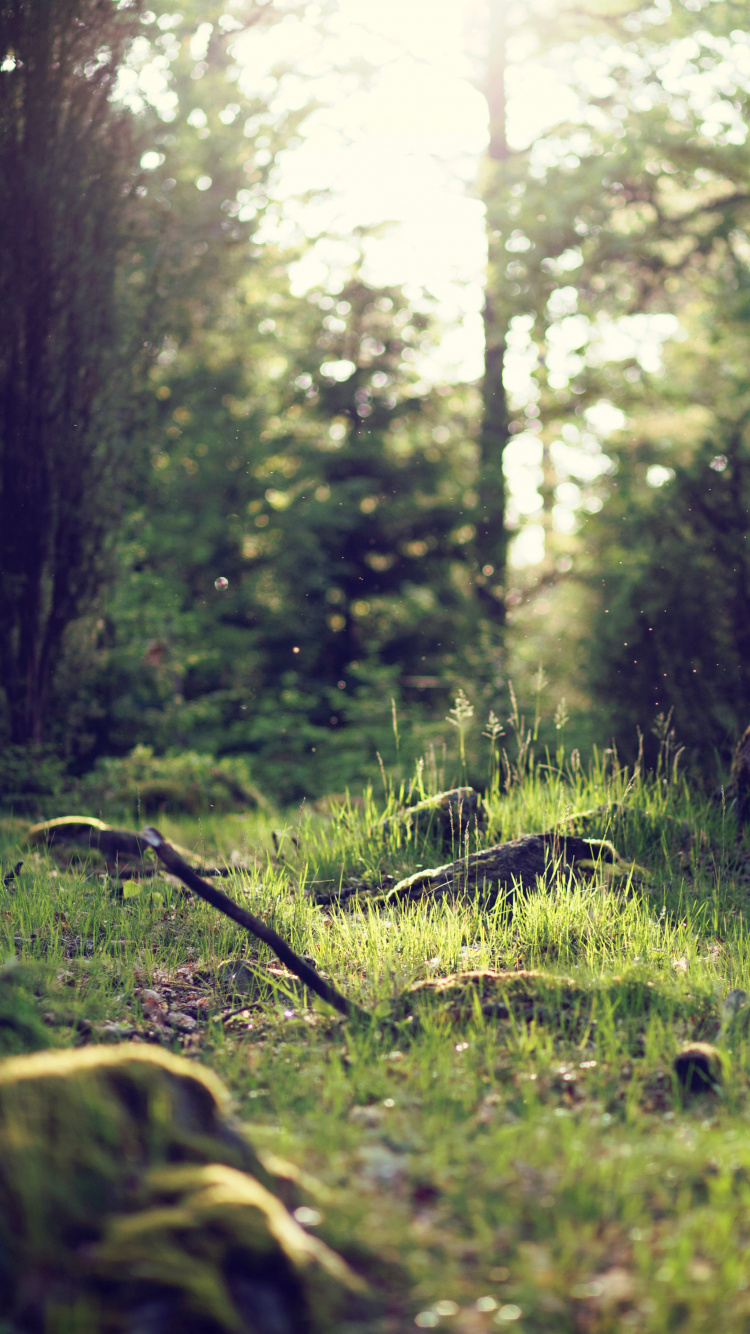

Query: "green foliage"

xmin=0 ymin=963 xmax=50 ymax=1057
xmin=0 ymin=0 xmax=310 ymax=749
xmin=75 ymin=744 xmax=265 ymax=819
xmin=0 ymin=746 xmax=65 ymax=804
xmin=476 ymin=0 xmax=750 ymax=765
xmin=581 ymin=432 xmax=750 ymax=765
xmin=13 ymin=0 xmax=750 ymax=795
xmin=67 ymin=267 xmax=478 ymax=799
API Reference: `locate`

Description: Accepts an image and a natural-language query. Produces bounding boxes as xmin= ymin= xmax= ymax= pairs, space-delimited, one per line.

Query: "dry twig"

xmin=141 ymin=826 xmax=369 ymax=1023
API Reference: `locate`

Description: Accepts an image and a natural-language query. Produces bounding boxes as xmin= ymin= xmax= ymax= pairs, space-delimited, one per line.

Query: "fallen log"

xmin=28 ymin=816 xmax=154 ymax=862
xmin=142 ymin=826 xmax=370 ymax=1023
xmin=382 ymin=831 xmax=647 ymax=907
xmin=311 ymin=828 xmax=646 ymax=908
xmin=27 ymin=816 xmax=251 ymax=878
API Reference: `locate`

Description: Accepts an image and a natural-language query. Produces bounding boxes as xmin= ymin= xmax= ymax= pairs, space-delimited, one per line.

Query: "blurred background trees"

xmin=2 ymin=0 xmax=749 ymax=803
xmin=75 ymin=266 xmax=478 ymax=797
xmin=481 ymin=0 xmax=750 ymax=768
xmin=0 ymin=0 xmax=309 ymax=762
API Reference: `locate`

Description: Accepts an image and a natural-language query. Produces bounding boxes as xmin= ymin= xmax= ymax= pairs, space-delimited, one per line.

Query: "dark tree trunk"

xmin=0 ymin=0 xmax=140 ymax=743
xmin=476 ymin=0 xmax=510 ymax=629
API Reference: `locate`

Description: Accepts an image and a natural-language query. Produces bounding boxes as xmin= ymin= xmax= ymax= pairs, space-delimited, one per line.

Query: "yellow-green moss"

xmin=0 ymin=1044 xmax=360 ymax=1332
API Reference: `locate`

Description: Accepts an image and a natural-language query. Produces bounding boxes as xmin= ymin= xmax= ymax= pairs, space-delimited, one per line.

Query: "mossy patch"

xmin=0 ymin=1044 xmax=361 ymax=1332
xmin=0 ymin=961 xmax=51 ymax=1056
xmin=403 ymin=968 xmax=719 ymax=1048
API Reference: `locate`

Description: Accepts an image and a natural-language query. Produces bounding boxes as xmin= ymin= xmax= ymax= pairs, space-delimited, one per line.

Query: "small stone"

xmin=138 ymin=990 xmax=168 ymax=1023
xmin=674 ymin=1043 xmax=722 ymax=1093
xmin=168 ymin=1011 xmax=197 ymax=1033
xmin=348 ymin=1104 xmax=384 ymax=1128
xmin=357 ymin=1143 xmax=404 ymax=1184
xmin=93 ymin=1022 xmax=136 ymax=1037
xmin=722 ymin=989 xmax=748 ymax=1022
xmin=216 ymin=959 xmax=257 ymax=997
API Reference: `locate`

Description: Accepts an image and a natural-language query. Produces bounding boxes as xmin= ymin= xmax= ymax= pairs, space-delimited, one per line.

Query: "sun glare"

xmin=234 ymin=1 xmax=582 ymax=390
xmin=229 ymin=0 xmax=606 ymax=565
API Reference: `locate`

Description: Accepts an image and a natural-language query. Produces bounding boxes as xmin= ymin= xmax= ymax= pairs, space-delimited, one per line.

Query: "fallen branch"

xmin=141 ymin=826 xmax=369 ymax=1023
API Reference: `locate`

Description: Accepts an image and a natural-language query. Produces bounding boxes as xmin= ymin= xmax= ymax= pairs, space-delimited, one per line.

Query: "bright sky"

xmin=233 ymin=0 xmax=577 ymax=384
xmin=230 ymin=0 xmax=618 ymax=566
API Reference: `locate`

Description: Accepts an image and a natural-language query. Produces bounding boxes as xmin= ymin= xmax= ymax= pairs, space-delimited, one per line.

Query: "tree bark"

xmin=0 ymin=0 xmax=139 ymax=743
xmin=475 ymin=0 xmax=511 ymax=630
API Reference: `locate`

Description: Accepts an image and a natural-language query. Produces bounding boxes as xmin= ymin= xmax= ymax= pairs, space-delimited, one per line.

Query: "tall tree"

xmin=0 ymin=0 xmax=144 ymax=744
xmin=0 ymin=0 xmax=304 ymax=747
xmin=476 ymin=0 xmax=511 ymax=633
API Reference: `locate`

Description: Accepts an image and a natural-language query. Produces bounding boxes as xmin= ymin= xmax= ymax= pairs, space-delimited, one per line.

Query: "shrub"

xmin=75 ymin=745 xmax=269 ymax=819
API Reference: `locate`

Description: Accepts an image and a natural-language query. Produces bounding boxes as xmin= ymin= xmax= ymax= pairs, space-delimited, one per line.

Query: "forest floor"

xmin=2 ymin=749 xmax=750 ymax=1332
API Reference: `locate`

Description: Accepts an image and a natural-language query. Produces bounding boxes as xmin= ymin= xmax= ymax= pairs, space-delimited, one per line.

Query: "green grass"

xmin=2 ymin=745 xmax=750 ymax=1333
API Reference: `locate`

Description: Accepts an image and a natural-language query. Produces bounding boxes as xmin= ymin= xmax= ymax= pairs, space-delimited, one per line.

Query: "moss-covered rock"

xmin=0 ymin=1044 xmax=360 ymax=1332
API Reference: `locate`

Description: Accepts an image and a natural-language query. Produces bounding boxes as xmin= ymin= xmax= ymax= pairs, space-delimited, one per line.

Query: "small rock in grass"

xmin=721 ymin=989 xmax=749 ymax=1044
xmin=168 ymin=1011 xmax=197 ymax=1032
xmin=137 ymin=989 xmax=168 ymax=1024
xmin=216 ymin=958 xmax=258 ymax=998
xmin=674 ymin=1042 xmax=722 ymax=1094
xmin=93 ymin=1021 xmax=136 ymax=1037
xmin=349 ymin=1104 xmax=384 ymax=1128
xmin=723 ymin=989 xmax=748 ymax=1021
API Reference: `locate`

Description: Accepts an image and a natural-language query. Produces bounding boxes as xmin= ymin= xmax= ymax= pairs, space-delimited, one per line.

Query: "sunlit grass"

xmin=1 ymin=737 xmax=750 ymax=1331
